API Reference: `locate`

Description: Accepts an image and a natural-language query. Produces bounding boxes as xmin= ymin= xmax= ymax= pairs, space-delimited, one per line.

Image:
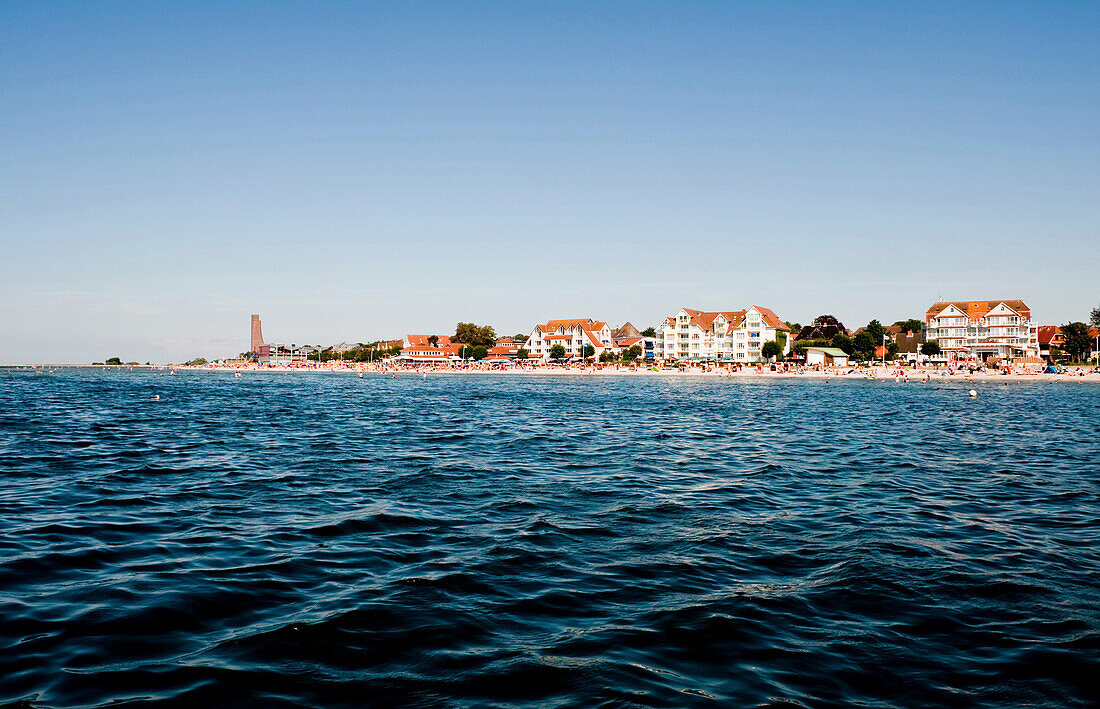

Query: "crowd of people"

xmin=187 ymin=357 xmax=1100 ymax=380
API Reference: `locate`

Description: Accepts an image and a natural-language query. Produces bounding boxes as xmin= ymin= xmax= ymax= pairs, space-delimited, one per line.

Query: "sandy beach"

xmin=174 ymin=361 xmax=1100 ymax=383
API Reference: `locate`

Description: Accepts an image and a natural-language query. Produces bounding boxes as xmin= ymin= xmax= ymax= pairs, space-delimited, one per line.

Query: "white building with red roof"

xmin=397 ymin=334 xmax=462 ymax=362
xmin=524 ymin=318 xmax=613 ymax=361
xmin=924 ymin=300 xmax=1039 ymax=361
xmin=655 ymin=306 xmax=791 ymax=362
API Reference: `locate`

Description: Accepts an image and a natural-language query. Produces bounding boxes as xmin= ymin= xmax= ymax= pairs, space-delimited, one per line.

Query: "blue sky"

xmin=1 ymin=1 xmax=1097 ymax=363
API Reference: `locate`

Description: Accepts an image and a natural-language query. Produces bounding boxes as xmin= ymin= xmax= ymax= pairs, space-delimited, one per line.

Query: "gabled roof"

xmin=542 ymin=318 xmax=595 ymax=330
xmin=611 ymin=322 xmax=642 ymax=339
xmin=668 ymin=306 xmax=789 ymax=332
xmin=751 ymin=306 xmax=789 ymax=331
xmin=926 ymin=300 xmax=1031 ymax=321
xmin=678 ymin=307 xmax=747 ymax=331
xmin=535 ymin=318 xmax=607 ymax=334
xmin=1037 ymin=326 xmax=1063 ymax=344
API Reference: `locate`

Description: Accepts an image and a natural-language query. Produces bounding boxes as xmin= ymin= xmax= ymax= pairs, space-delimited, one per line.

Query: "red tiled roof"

xmin=925 ymin=300 xmax=1031 ymax=322
xmin=405 ymin=334 xmax=453 ymax=347
xmin=679 ymin=308 xmax=747 ymax=331
xmin=1037 ymin=326 xmax=1062 ymax=345
xmin=541 ymin=318 xmax=594 ymax=331
xmin=535 ymin=318 xmax=608 ymax=335
xmin=752 ymin=306 xmax=789 ymax=332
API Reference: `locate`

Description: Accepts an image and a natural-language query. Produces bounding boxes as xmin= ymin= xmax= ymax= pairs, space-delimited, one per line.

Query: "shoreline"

xmin=10 ymin=363 xmax=1096 ymax=383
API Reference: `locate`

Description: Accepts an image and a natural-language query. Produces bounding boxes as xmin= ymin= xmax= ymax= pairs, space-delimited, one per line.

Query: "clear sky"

xmin=1 ymin=1 xmax=1097 ymax=363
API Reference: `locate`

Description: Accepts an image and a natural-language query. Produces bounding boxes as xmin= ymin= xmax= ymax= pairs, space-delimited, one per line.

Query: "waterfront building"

xmin=261 ymin=343 xmax=312 ymax=363
xmin=1037 ymin=326 xmax=1065 ymax=362
xmin=894 ymin=331 xmax=921 ymax=362
xmin=1037 ymin=325 xmax=1100 ymax=362
xmin=924 ymin=300 xmax=1039 ymax=361
xmin=398 ymin=334 xmax=461 ymax=362
xmin=524 ymin=319 xmax=613 ymax=360
xmin=488 ymin=340 xmax=521 ymax=358
xmin=614 ymin=336 xmax=656 ymax=360
xmin=655 ymin=306 xmax=791 ymax=362
xmin=805 ymin=347 xmax=850 ymax=367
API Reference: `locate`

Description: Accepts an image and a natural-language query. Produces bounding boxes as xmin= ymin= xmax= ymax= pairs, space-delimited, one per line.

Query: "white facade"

xmin=805 ymin=347 xmax=850 ymax=367
xmin=655 ymin=306 xmax=791 ymax=362
xmin=525 ymin=319 xmax=614 ymax=360
xmin=925 ymin=301 xmax=1039 ymax=360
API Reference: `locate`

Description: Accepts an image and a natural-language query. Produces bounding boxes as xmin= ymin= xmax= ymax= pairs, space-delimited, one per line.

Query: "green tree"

xmin=1060 ymin=322 xmax=1092 ymax=360
xmin=865 ymin=320 xmax=886 ymax=345
xmin=453 ymin=322 xmax=476 ymax=344
xmin=185 ymin=357 xmax=207 ymax=366
xmin=454 ymin=323 xmax=497 ymax=346
xmin=761 ymin=341 xmax=781 ymax=361
xmin=893 ymin=318 xmax=924 ymax=334
xmin=641 ymin=327 xmax=656 ymax=337
xmin=582 ymin=344 xmax=595 ymax=358
xmin=599 ymin=351 xmax=615 ymax=363
xmin=1091 ymin=306 xmax=1100 ymax=327
xmin=775 ymin=331 xmax=787 ymax=354
xmin=470 ymin=345 xmax=488 ymax=360
xmin=516 ymin=348 xmax=529 ymax=360
xmin=549 ymin=344 xmax=566 ymax=360
xmin=621 ymin=345 xmax=643 ymax=363
xmin=514 ymin=333 xmax=528 ymax=342
xmin=831 ymin=333 xmax=854 ymax=355
xmin=105 ymin=356 xmax=122 ymax=365
xmin=852 ymin=332 xmax=875 ymax=360
xmin=427 ymin=335 xmax=439 ymax=347
xmin=921 ymin=340 xmax=941 ymax=356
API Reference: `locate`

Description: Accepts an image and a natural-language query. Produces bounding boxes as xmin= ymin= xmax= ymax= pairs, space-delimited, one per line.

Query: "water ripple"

xmin=0 ymin=369 xmax=1097 ymax=707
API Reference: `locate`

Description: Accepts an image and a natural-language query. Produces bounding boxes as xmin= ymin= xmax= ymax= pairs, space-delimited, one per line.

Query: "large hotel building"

xmin=924 ymin=300 xmax=1039 ymax=361
xmin=655 ymin=306 xmax=791 ymax=362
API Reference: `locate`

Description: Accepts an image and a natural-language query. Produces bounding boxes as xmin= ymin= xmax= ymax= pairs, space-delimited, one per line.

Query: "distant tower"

xmin=250 ymin=314 xmax=264 ymax=354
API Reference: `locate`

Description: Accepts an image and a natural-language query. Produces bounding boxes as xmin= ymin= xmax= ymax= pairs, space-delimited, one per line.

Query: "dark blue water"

xmin=1 ymin=369 xmax=1097 ymax=708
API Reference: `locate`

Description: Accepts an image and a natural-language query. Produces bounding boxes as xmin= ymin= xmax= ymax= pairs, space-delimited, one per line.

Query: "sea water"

xmin=1 ymin=369 xmax=1097 ymax=707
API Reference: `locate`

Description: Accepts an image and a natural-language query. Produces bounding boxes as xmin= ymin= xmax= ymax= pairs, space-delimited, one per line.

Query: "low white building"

xmin=805 ymin=347 xmax=850 ymax=367
xmin=655 ymin=306 xmax=791 ymax=362
xmin=524 ymin=318 xmax=613 ymax=360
